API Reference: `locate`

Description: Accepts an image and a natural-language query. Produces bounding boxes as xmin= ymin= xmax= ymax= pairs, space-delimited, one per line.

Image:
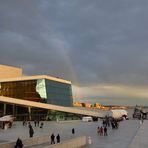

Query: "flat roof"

xmin=0 ymin=64 xmax=22 ymax=79
xmin=0 ymin=75 xmax=71 ymax=84
xmin=0 ymin=64 xmax=21 ymax=70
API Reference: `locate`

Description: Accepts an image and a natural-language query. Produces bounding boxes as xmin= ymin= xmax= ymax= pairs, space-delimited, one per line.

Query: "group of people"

xmin=110 ymin=119 xmax=119 ymax=129
xmin=22 ymin=120 xmax=45 ymax=138
xmin=97 ymin=126 xmax=108 ymax=136
xmin=23 ymin=120 xmax=43 ymax=128
xmin=50 ymin=128 xmax=75 ymax=145
xmin=33 ymin=120 xmax=44 ymax=128
xmin=103 ymin=117 xmax=119 ymax=129
xmin=15 ymin=119 xmax=76 ymax=148
xmin=50 ymin=133 xmax=60 ymax=144
xmin=97 ymin=117 xmax=120 ymax=136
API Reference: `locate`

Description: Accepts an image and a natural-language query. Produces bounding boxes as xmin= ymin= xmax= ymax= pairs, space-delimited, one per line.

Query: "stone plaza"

xmin=0 ymin=119 xmax=142 ymax=148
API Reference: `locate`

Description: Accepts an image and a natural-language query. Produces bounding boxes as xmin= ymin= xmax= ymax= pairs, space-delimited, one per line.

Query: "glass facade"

xmin=45 ymin=79 xmax=73 ymax=106
xmin=0 ymin=78 xmax=73 ymax=120
xmin=0 ymin=80 xmax=42 ymax=102
xmin=0 ymin=78 xmax=73 ymax=106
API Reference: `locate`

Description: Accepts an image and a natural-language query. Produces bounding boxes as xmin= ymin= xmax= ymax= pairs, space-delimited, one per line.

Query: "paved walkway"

xmin=0 ymin=120 xmax=140 ymax=148
xmin=128 ymin=120 xmax=148 ymax=148
xmin=84 ymin=120 xmax=140 ymax=148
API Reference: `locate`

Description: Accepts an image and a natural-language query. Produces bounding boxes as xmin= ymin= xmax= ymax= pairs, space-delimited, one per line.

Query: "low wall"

xmin=0 ymin=135 xmax=87 ymax=148
xmin=0 ymin=134 xmax=51 ymax=148
xmin=43 ymin=136 xmax=87 ymax=148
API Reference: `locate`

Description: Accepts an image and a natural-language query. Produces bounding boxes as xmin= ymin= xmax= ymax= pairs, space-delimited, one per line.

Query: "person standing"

xmin=97 ymin=126 xmax=100 ymax=134
xmin=72 ymin=128 xmax=75 ymax=135
xmin=29 ymin=125 xmax=34 ymax=138
xmin=100 ymin=126 xmax=103 ymax=136
xmin=56 ymin=134 xmax=60 ymax=143
xmin=51 ymin=133 xmax=55 ymax=144
xmin=104 ymin=127 xmax=108 ymax=136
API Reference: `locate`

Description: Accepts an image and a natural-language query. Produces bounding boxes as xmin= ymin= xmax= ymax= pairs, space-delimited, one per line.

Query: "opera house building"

xmin=0 ymin=65 xmax=102 ymax=121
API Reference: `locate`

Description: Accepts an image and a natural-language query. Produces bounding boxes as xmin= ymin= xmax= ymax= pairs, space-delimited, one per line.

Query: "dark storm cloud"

xmin=1 ymin=0 xmax=148 ymax=88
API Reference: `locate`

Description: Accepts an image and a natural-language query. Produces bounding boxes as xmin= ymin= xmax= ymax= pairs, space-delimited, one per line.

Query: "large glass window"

xmin=0 ymin=80 xmax=42 ymax=102
xmin=45 ymin=79 xmax=73 ymax=107
xmin=0 ymin=79 xmax=73 ymax=107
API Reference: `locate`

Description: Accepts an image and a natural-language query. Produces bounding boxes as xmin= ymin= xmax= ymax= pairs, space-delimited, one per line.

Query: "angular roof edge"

xmin=0 ymin=75 xmax=71 ymax=84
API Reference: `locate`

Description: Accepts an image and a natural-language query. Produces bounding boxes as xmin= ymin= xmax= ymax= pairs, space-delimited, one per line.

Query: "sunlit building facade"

xmin=0 ymin=77 xmax=73 ymax=107
xmin=0 ymin=65 xmax=74 ymax=120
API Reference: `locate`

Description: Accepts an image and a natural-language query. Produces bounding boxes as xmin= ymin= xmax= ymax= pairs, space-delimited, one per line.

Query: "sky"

xmin=1 ymin=0 xmax=148 ymax=105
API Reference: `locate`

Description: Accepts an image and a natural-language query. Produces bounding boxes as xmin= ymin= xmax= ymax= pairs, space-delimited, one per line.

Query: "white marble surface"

xmin=0 ymin=120 xmax=140 ymax=148
xmin=128 ymin=120 xmax=148 ymax=148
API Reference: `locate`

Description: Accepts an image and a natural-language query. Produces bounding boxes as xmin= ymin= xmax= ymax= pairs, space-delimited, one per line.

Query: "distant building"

xmin=73 ymin=102 xmax=82 ymax=107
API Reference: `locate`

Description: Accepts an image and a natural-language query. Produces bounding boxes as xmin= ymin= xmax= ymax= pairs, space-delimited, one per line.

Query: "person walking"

xmin=51 ymin=133 xmax=55 ymax=144
xmin=56 ymin=134 xmax=60 ymax=143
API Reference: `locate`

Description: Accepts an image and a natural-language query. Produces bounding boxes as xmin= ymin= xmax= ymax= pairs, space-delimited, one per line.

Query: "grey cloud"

xmin=1 ymin=0 xmax=148 ymax=89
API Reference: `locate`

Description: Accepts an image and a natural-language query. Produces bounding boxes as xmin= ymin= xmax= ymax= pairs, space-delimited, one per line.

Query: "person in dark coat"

xmin=29 ymin=125 xmax=34 ymax=138
xmin=14 ymin=138 xmax=23 ymax=148
xmin=72 ymin=128 xmax=75 ymax=134
xmin=104 ymin=127 xmax=108 ymax=136
xmin=56 ymin=134 xmax=60 ymax=143
xmin=51 ymin=133 xmax=55 ymax=144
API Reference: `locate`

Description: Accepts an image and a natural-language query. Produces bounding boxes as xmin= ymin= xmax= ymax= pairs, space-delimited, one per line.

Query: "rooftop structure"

xmin=0 ymin=65 xmax=22 ymax=79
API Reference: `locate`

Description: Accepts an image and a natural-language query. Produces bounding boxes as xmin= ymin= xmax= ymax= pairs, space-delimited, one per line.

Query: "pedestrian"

xmin=97 ymin=126 xmax=100 ymax=134
xmin=14 ymin=138 xmax=23 ymax=148
xmin=99 ymin=126 xmax=103 ymax=136
xmin=72 ymin=128 xmax=75 ymax=135
xmin=104 ymin=127 xmax=108 ymax=136
xmin=56 ymin=134 xmax=60 ymax=143
xmin=51 ymin=133 xmax=55 ymax=144
xmin=29 ymin=125 xmax=34 ymax=138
